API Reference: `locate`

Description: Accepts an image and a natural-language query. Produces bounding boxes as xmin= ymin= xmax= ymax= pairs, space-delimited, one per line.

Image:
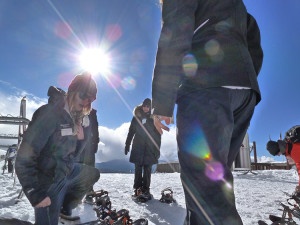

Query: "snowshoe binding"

xmin=159 ymin=187 xmax=176 ymax=204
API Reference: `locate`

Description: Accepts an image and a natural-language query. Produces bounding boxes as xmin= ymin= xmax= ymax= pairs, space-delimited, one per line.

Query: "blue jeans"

xmin=177 ymin=87 xmax=256 ymax=225
xmin=34 ymin=163 xmax=100 ymax=225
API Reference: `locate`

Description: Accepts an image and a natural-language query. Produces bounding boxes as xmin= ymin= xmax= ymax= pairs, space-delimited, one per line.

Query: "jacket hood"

xmin=133 ymin=105 xmax=150 ymax=118
xmin=47 ymin=86 xmax=66 ymax=107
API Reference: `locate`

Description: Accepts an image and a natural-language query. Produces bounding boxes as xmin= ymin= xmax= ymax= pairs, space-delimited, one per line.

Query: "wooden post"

xmin=253 ymin=141 xmax=258 ymax=170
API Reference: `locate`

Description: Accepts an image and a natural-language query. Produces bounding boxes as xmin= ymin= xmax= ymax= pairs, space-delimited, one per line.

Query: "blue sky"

xmin=0 ymin=0 xmax=300 ymax=162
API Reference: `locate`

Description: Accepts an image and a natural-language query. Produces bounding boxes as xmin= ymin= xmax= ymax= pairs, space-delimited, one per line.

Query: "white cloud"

xmin=96 ymin=123 xmax=178 ymax=163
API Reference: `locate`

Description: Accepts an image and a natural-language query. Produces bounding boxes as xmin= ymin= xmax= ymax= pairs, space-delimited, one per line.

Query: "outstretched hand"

xmin=153 ymin=115 xmax=171 ymax=135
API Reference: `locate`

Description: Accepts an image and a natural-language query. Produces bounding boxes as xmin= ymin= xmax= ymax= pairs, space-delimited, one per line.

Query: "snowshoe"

xmin=269 ymin=215 xmax=282 ymax=222
xmin=132 ymin=218 xmax=148 ymax=225
xmin=131 ymin=188 xmax=143 ymax=200
xmin=159 ymin=187 xmax=176 ymax=204
xmin=0 ymin=217 xmax=33 ymax=225
xmin=136 ymin=192 xmax=152 ymax=203
xmin=60 ymin=213 xmax=80 ymax=221
xmin=257 ymin=220 xmax=268 ymax=225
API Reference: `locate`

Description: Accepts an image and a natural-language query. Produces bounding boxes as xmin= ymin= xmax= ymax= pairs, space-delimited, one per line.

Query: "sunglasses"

xmin=78 ymin=92 xmax=95 ymax=102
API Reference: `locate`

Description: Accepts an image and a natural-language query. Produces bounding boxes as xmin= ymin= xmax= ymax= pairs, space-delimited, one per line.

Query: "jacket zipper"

xmin=194 ymin=19 xmax=210 ymax=35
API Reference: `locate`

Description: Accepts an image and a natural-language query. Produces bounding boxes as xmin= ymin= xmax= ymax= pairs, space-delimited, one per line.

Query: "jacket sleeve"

xmin=152 ymin=0 xmax=198 ymax=117
xmin=247 ymin=13 xmax=263 ymax=76
xmin=15 ymin=105 xmax=58 ymax=206
xmin=90 ymin=109 xmax=100 ymax=153
xmin=125 ymin=117 xmax=137 ymax=147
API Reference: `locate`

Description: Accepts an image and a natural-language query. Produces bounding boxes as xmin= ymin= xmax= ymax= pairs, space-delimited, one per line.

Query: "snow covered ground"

xmin=0 ymin=157 xmax=299 ymax=225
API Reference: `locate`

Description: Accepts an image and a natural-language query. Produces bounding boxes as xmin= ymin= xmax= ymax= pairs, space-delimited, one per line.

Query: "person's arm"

xmin=247 ymin=13 xmax=263 ymax=76
xmin=125 ymin=117 xmax=137 ymax=155
xmin=152 ymin=0 xmax=198 ymax=117
xmin=15 ymin=105 xmax=57 ymax=207
xmin=152 ymin=0 xmax=198 ymax=133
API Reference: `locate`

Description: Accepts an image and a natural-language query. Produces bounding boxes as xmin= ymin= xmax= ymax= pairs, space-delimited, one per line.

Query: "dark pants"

xmin=134 ymin=164 xmax=152 ymax=191
xmin=177 ymin=87 xmax=256 ymax=225
xmin=34 ymin=163 xmax=100 ymax=225
xmin=7 ymin=159 xmax=14 ymax=173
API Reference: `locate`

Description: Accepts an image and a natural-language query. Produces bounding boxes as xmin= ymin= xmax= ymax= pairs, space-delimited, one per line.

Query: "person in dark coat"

xmin=2 ymin=144 xmax=17 ymax=173
xmin=151 ymin=0 xmax=263 ymax=224
xmin=125 ymin=98 xmax=161 ymax=198
xmin=15 ymin=72 xmax=100 ymax=225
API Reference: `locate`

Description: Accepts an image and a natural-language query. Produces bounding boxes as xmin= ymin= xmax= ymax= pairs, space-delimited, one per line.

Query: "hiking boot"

xmin=61 ymin=207 xmax=72 ymax=217
xmin=139 ymin=188 xmax=151 ymax=201
xmin=133 ymin=188 xmax=143 ymax=197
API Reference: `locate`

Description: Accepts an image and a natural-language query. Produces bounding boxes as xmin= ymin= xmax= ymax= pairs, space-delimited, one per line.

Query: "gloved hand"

xmin=125 ymin=145 xmax=130 ymax=155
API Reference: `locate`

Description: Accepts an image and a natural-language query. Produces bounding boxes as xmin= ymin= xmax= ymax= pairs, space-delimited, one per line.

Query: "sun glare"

xmin=79 ymin=48 xmax=111 ymax=76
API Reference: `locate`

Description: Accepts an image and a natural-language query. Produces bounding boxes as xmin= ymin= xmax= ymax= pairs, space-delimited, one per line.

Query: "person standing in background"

xmin=125 ymin=98 xmax=161 ymax=201
xmin=152 ymin=0 xmax=263 ymax=224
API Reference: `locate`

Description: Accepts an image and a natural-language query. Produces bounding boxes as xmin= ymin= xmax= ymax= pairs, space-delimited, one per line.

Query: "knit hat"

xmin=266 ymin=140 xmax=280 ymax=156
xmin=142 ymin=98 xmax=151 ymax=107
xmin=68 ymin=72 xmax=97 ymax=100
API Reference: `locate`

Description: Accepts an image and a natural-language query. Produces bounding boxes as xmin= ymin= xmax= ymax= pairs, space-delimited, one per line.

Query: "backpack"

xmin=285 ymin=125 xmax=300 ymax=143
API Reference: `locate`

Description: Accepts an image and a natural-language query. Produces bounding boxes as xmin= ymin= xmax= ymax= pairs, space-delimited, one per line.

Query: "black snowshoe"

xmin=81 ymin=190 xmax=148 ymax=225
xmin=132 ymin=188 xmax=151 ymax=203
xmin=159 ymin=187 xmax=176 ymax=204
xmin=258 ymin=202 xmax=298 ymax=225
xmin=136 ymin=192 xmax=151 ymax=203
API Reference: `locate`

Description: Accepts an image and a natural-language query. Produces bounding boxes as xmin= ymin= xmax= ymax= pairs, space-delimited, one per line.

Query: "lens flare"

xmin=183 ymin=124 xmax=211 ymax=160
xmin=121 ymin=76 xmax=136 ymax=90
xmin=182 ymin=53 xmax=198 ymax=77
xmin=54 ymin=22 xmax=71 ymax=39
xmin=105 ymin=24 xmax=122 ymax=42
xmin=204 ymin=39 xmax=224 ymax=62
xmin=205 ymin=161 xmax=224 ymax=181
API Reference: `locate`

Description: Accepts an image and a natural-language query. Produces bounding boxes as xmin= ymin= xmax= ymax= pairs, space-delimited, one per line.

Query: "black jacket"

xmin=125 ymin=106 xmax=161 ymax=165
xmin=15 ymin=87 xmax=92 ymax=206
xmin=152 ymin=0 xmax=263 ymax=117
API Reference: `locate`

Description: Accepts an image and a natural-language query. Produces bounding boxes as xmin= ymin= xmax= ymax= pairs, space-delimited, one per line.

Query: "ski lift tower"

xmin=0 ymin=96 xmax=30 ymax=174
xmin=233 ymin=133 xmax=257 ymax=175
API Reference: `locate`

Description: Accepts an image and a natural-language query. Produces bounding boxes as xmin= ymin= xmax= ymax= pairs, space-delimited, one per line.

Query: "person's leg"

xmin=83 ymin=152 xmax=96 ymax=194
xmin=227 ymin=90 xmax=256 ymax=168
xmin=7 ymin=159 xmax=13 ymax=173
xmin=177 ymin=88 xmax=254 ymax=225
xmin=62 ymin=163 xmax=100 ymax=212
xmin=35 ymin=178 xmax=69 ymax=225
xmin=133 ymin=164 xmax=143 ymax=191
xmin=142 ymin=165 xmax=152 ymax=193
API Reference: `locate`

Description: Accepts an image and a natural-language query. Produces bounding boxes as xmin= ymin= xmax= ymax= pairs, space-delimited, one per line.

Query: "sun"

xmin=78 ymin=47 xmax=111 ymax=76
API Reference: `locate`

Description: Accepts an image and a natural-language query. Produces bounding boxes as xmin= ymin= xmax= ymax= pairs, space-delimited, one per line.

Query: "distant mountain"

xmin=95 ymin=159 xmax=158 ymax=173
xmin=96 ymin=159 xmax=135 ymax=173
